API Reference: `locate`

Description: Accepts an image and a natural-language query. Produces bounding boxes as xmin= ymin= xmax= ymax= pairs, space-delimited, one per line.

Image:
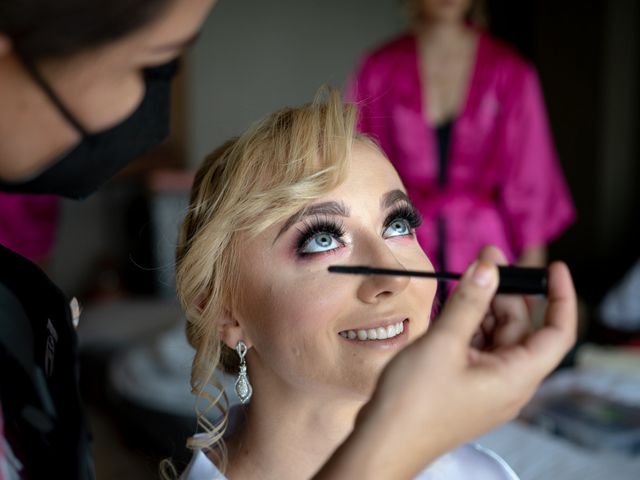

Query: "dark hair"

xmin=0 ymin=0 xmax=173 ymax=61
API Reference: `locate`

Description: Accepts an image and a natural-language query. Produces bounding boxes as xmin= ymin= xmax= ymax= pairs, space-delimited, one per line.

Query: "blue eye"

xmin=382 ymin=204 xmax=422 ymax=239
xmin=295 ymin=218 xmax=346 ymax=257
xmin=383 ymin=218 xmax=411 ymax=238
xmin=300 ymin=232 xmax=341 ymax=254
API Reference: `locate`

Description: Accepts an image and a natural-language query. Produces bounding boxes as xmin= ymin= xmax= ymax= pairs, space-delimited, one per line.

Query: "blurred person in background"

xmin=349 ymin=0 xmax=576 ymax=301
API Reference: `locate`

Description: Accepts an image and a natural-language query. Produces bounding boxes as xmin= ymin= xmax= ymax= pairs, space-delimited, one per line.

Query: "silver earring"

xmin=234 ymin=340 xmax=253 ymax=404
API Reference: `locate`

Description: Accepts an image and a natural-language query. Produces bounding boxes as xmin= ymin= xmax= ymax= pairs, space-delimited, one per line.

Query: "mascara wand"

xmin=328 ymin=265 xmax=548 ymax=296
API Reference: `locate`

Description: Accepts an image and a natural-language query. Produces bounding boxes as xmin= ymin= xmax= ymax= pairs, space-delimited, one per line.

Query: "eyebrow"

xmin=276 ymin=201 xmax=350 ymax=240
xmin=273 ymin=189 xmax=413 ymax=242
xmin=381 ymin=189 xmax=412 ymax=209
xmin=151 ymin=31 xmax=201 ymax=53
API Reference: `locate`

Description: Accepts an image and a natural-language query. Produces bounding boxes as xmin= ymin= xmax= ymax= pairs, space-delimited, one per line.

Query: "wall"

xmin=533 ymin=0 xmax=640 ymax=299
xmin=185 ymin=0 xmax=405 ymax=166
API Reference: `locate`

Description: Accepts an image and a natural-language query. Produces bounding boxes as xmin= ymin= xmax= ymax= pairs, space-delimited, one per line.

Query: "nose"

xmin=356 ymin=241 xmax=411 ymax=304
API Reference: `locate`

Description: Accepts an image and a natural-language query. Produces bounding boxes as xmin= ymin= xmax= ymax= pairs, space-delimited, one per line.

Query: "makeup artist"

xmin=0 ymin=1 xmax=215 ymax=477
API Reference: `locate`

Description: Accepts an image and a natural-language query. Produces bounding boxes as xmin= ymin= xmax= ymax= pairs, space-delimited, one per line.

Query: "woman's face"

xmin=1 ymin=0 xmax=215 ymax=181
xmin=234 ymin=142 xmax=436 ymax=401
xmin=418 ymin=0 xmax=471 ymax=24
xmin=43 ymin=0 xmax=216 ymax=132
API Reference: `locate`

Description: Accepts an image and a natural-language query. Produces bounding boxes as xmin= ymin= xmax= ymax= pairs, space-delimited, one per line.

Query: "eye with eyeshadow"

xmin=384 ymin=219 xmax=411 ymax=237
xmin=382 ymin=204 xmax=422 ymax=239
xmin=293 ymin=203 xmax=421 ymax=257
xmin=295 ymin=217 xmax=346 ymax=257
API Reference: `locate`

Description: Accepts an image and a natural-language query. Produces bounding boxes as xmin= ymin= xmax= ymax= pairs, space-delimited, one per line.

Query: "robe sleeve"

xmin=498 ymin=64 xmax=576 ymax=255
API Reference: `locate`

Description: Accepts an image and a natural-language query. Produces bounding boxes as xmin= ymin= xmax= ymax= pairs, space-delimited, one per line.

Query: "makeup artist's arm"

xmin=314 ymin=258 xmax=577 ymax=480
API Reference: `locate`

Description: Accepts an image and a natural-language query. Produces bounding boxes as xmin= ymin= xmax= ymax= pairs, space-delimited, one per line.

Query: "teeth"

xmin=340 ymin=321 xmax=405 ymax=341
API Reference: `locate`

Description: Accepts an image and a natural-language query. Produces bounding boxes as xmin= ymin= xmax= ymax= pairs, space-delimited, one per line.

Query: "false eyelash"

xmin=295 ymin=216 xmax=346 ymax=256
xmin=383 ymin=203 xmax=423 ymax=231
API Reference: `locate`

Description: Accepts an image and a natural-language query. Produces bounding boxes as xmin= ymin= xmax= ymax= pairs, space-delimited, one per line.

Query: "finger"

xmin=520 ymin=262 xmax=577 ymax=371
xmin=481 ymin=314 xmax=496 ymax=337
xmin=430 ymin=260 xmax=499 ymax=342
xmin=470 ymin=330 xmax=485 ymax=349
xmin=470 ymin=314 xmax=494 ymax=349
xmin=479 ymin=246 xmax=530 ymax=347
xmin=477 ymin=245 xmax=508 ymax=265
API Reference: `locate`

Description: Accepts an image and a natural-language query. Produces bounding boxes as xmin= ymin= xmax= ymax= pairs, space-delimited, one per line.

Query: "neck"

xmin=0 ymin=54 xmax=79 ymax=180
xmin=417 ymin=21 xmax=470 ymax=52
xmin=224 ymin=374 xmax=366 ymax=479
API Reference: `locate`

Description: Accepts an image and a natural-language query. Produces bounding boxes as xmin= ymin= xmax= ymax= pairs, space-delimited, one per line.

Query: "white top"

xmin=180 ymin=408 xmax=519 ymax=480
xmin=181 ymin=444 xmax=519 ymax=480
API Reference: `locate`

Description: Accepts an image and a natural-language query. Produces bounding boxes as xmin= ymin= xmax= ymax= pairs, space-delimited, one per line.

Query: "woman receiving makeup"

xmin=169 ymin=88 xmax=577 ymax=479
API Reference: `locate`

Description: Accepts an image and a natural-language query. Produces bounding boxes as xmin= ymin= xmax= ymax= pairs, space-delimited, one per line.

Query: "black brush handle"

xmin=497 ymin=266 xmax=547 ymax=295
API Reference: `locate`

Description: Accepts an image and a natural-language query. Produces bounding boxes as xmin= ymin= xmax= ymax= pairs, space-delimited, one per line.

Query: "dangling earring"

xmin=234 ymin=340 xmax=253 ymax=404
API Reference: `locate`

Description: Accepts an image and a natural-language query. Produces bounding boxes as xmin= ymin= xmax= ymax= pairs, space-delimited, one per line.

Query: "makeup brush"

xmin=328 ymin=265 xmax=548 ymax=295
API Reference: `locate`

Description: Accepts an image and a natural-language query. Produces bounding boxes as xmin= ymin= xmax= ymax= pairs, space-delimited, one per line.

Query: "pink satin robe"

xmin=349 ymin=32 xmax=576 ymax=272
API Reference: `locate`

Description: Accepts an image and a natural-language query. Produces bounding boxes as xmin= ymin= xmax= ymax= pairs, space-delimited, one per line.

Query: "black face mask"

xmin=0 ymin=57 xmax=178 ymax=199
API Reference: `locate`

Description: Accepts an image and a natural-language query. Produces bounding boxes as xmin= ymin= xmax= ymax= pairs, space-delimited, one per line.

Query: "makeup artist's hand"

xmin=315 ymin=256 xmax=577 ymax=480
xmin=470 ymin=246 xmax=532 ymax=350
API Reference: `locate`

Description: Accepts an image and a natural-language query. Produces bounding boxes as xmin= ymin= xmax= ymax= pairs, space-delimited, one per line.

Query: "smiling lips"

xmin=339 ymin=320 xmax=406 ymax=341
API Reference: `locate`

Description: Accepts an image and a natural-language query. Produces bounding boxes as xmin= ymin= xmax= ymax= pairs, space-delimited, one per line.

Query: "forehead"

xmin=331 ymin=141 xmax=404 ymax=199
xmin=250 ymin=141 xmax=406 ymax=245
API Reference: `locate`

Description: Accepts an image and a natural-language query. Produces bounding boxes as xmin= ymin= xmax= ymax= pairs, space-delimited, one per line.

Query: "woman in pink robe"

xmin=349 ymin=0 xmax=575 ymax=275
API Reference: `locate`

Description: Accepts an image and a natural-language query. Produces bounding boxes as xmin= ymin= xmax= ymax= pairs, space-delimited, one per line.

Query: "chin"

xmin=427 ymin=12 xmax=464 ymax=24
xmin=349 ymin=355 xmax=394 ymax=399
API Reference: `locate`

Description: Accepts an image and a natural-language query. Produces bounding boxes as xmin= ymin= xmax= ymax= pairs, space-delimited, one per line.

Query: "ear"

xmin=0 ymin=34 xmax=12 ymax=58
xmin=217 ymin=308 xmax=253 ymax=351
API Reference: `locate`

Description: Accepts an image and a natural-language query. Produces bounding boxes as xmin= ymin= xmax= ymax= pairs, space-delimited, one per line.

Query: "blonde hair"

xmin=170 ymin=87 xmax=365 ymax=474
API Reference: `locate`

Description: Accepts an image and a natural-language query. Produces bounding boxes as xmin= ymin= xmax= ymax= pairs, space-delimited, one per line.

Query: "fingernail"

xmin=472 ymin=261 xmax=493 ymax=287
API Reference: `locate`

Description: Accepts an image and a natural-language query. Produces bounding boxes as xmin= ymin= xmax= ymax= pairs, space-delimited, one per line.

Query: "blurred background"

xmin=22 ymin=0 xmax=640 ymax=477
